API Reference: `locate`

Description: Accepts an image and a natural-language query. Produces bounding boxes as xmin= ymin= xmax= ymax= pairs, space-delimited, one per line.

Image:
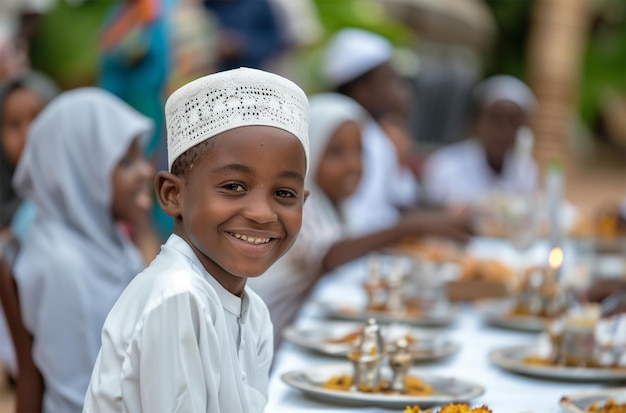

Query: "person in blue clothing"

xmin=203 ymin=0 xmax=285 ymax=71
xmin=98 ymin=0 xmax=168 ymax=163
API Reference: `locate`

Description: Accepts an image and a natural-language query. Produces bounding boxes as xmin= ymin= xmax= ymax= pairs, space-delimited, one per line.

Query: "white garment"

xmin=421 ymin=139 xmax=537 ymax=206
xmin=84 ymin=234 xmax=273 ymax=413
xmin=12 ymin=88 xmax=152 ymax=413
xmin=248 ymin=93 xmax=365 ymax=348
xmin=343 ymin=119 xmax=420 ymax=235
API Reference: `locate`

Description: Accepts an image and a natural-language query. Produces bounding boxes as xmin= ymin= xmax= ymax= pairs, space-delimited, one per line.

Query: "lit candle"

xmin=548 ymin=246 xmax=564 ymax=281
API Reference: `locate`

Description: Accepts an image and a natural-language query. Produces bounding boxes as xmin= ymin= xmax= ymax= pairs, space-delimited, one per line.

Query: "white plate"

xmin=282 ymin=321 xmax=459 ymax=360
xmin=281 ymin=362 xmax=485 ymax=408
xmin=489 ymin=345 xmax=626 ymax=382
xmin=559 ymin=387 xmax=626 ymax=412
xmin=477 ymin=299 xmax=546 ymax=333
xmin=321 ymin=302 xmax=457 ymax=327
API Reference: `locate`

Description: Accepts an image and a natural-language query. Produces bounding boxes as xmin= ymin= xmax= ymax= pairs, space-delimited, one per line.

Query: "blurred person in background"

xmin=98 ymin=0 xmax=167 ymax=163
xmin=11 ymin=88 xmax=158 ymax=413
xmin=249 ymin=93 xmax=472 ymax=350
xmin=322 ymin=27 xmax=470 ymax=238
xmin=0 ymin=0 xmax=53 ymax=82
xmin=203 ymin=0 xmax=286 ymax=72
xmin=0 ymin=70 xmax=59 ymax=240
xmin=421 ymin=74 xmax=537 ymax=207
xmin=0 ymin=69 xmax=58 ymax=387
xmin=322 ymin=28 xmax=421 ymax=235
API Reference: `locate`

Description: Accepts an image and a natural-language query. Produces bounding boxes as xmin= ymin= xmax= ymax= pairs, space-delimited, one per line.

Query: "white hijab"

xmin=306 ymin=92 xmax=368 ymax=224
xmin=12 ymin=87 xmax=153 ymax=413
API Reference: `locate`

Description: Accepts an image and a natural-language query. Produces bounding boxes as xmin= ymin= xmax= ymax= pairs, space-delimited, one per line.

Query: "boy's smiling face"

xmin=157 ymin=125 xmax=307 ymax=296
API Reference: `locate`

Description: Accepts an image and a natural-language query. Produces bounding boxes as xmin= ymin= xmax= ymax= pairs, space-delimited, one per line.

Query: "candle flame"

xmin=548 ymin=247 xmax=563 ymax=269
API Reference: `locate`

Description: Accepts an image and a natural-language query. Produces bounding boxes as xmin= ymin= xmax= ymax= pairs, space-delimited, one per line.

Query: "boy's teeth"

xmin=232 ymin=233 xmax=270 ymax=244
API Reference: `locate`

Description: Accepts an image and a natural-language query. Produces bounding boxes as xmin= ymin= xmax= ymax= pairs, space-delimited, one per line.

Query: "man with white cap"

xmin=421 ymin=74 xmax=538 ymax=206
xmin=323 ymin=27 xmax=421 ymax=235
xmin=83 ymin=67 xmax=310 ymax=413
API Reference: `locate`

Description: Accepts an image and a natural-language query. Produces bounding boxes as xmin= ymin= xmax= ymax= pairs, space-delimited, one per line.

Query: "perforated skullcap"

xmin=323 ymin=28 xmax=393 ymax=88
xmin=473 ymin=75 xmax=537 ymax=113
xmin=165 ymin=67 xmax=309 ymax=171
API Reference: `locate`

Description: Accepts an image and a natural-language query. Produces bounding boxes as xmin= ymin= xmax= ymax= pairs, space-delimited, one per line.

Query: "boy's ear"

xmin=155 ymin=171 xmax=184 ymax=218
xmin=303 ymin=189 xmax=310 ymax=204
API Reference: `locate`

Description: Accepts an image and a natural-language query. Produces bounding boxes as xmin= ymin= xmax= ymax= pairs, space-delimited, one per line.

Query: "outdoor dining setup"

xmin=264 ymin=191 xmax=626 ymax=413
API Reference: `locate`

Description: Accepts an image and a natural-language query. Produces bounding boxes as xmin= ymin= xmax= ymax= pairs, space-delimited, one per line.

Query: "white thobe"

xmin=421 ymin=139 xmax=537 ymax=206
xmin=343 ymin=120 xmax=420 ymax=235
xmin=83 ymin=235 xmax=274 ymax=413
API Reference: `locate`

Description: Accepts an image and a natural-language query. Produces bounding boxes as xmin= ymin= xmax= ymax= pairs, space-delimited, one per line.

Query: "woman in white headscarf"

xmin=249 ymin=93 xmax=471 ymax=350
xmin=12 ymin=87 xmax=155 ymax=413
xmin=421 ymin=75 xmax=538 ymax=207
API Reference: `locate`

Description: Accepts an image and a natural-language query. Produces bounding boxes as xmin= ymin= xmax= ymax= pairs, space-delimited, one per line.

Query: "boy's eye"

xmin=274 ymin=189 xmax=295 ymax=198
xmin=222 ymin=183 xmax=246 ymax=192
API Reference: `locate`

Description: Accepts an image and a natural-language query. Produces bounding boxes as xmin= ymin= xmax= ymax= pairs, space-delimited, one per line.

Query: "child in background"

xmin=84 ymin=68 xmax=309 ymax=413
xmin=0 ymin=69 xmax=58 ymax=239
xmin=0 ymin=69 xmax=58 ymax=386
xmin=12 ymin=88 xmax=156 ymax=413
xmin=323 ymin=28 xmax=421 ymax=235
xmin=421 ymin=75 xmax=538 ymax=207
xmin=249 ymin=93 xmax=472 ymax=350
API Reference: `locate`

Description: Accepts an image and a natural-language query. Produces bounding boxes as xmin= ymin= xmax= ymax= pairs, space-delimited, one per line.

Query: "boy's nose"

xmin=242 ymin=191 xmax=278 ymax=224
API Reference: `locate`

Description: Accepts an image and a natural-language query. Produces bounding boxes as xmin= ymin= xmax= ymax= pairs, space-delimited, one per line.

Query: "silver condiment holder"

xmin=349 ymin=318 xmax=385 ymax=390
xmin=388 ymin=337 xmax=414 ymax=392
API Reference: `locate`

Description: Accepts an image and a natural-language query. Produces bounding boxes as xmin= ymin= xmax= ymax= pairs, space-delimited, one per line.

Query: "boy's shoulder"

xmin=120 ymin=242 xmax=222 ymax=310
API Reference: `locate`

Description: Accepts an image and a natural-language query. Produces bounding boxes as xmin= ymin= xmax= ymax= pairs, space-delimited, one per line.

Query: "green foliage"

xmin=312 ymin=0 xmax=413 ymax=45
xmin=579 ymin=0 xmax=626 ymax=125
xmin=483 ymin=0 xmax=532 ymax=80
xmin=29 ymin=0 xmax=111 ymax=89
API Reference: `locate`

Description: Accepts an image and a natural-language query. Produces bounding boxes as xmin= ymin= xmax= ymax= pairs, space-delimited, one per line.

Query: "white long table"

xmin=265 ymin=238 xmax=624 ymax=413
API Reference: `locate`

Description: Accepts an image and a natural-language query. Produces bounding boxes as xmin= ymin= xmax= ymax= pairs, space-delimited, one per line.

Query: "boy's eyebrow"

xmin=212 ymin=163 xmax=304 ymax=182
xmin=279 ymin=170 xmax=305 ymax=182
xmin=212 ymin=163 xmax=252 ymax=174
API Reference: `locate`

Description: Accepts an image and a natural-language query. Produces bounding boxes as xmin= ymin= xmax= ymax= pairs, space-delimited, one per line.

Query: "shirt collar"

xmin=166 ymin=234 xmax=249 ymax=320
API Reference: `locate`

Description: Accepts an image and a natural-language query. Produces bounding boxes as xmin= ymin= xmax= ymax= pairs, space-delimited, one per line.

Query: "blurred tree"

xmin=483 ymin=0 xmax=532 ymax=80
xmin=580 ymin=0 xmax=626 ymax=139
xmin=313 ymin=0 xmax=412 ymax=45
xmin=29 ymin=0 xmax=110 ymax=89
xmin=484 ymin=0 xmax=625 ymax=147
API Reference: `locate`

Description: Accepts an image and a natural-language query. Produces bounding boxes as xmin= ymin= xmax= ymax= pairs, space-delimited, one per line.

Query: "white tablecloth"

xmin=266 ymin=238 xmax=624 ymax=413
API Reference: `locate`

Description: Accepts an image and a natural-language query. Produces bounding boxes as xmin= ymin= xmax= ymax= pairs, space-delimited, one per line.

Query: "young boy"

xmin=83 ymin=68 xmax=309 ymax=413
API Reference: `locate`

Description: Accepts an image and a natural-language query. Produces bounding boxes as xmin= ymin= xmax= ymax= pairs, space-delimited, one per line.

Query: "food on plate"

xmin=321 ymin=374 xmax=433 ymax=395
xmin=560 ymin=396 xmax=626 ymax=413
xmin=324 ymin=329 xmax=363 ymax=344
xmin=570 ymin=206 xmax=626 ymax=239
xmin=321 ymin=374 xmax=353 ymax=391
xmin=403 ymin=375 xmax=433 ymax=396
xmin=403 ymin=403 xmax=492 ymax=412
xmin=459 ymin=258 xmax=515 ymax=284
xmin=582 ymin=399 xmax=626 ymax=412
xmin=390 ymin=238 xmax=463 ymax=263
xmin=521 ymin=355 xmax=554 ymax=366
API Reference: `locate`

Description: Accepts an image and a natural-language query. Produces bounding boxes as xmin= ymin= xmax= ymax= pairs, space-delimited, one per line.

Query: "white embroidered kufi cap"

xmin=165 ymin=67 xmax=309 ymax=171
xmin=473 ymin=75 xmax=537 ymax=113
xmin=323 ymin=28 xmax=393 ymax=88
